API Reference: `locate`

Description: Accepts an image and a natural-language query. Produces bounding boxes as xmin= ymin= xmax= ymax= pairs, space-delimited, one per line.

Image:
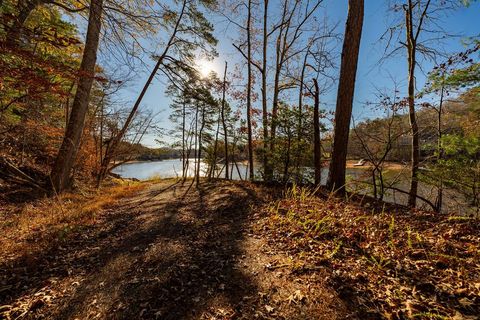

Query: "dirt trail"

xmin=1 ymin=180 xmax=352 ymax=320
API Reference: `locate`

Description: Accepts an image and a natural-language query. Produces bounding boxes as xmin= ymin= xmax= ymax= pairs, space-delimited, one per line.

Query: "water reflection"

xmin=112 ymin=159 xmax=251 ymax=181
xmin=112 ymin=159 xmax=470 ymax=214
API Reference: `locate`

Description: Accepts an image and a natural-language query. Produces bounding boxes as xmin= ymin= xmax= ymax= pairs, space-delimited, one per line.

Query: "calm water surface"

xmin=113 ymin=159 xmax=471 ymax=214
xmin=112 ymin=159 xmax=250 ymax=180
xmin=112 ymin=159 xmax=363 ymax=182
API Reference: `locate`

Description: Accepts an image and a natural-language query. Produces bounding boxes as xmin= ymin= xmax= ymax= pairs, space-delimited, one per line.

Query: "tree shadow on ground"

xmin=1 ymin=180 xmax=269 ymax=319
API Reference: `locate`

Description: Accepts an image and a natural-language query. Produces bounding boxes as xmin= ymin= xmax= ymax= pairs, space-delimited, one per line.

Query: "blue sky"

xmin=110 ymin=0 xmax=480 ymax=147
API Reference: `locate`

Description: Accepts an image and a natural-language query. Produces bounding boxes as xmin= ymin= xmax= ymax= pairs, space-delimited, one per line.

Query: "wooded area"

xmin=1 ymin=0 xmax=479 ymax=319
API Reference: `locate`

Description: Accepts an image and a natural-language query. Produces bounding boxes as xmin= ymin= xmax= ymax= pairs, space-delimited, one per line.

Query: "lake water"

xmin=112 ymin=159 xmax=251 ymax=181
xmin=112 ymin=159 xmax=472 ymax=214
xmin=112 ymin=159 xmax=364 ymax=182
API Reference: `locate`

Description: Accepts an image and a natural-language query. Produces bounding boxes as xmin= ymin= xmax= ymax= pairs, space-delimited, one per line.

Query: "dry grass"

xmin=0 ymin=180 xmax=148 ymax=262
xmin=256 ymin=184 xmax=480 ymax=319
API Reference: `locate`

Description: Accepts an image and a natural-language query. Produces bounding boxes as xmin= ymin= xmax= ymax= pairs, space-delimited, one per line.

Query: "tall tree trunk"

xmin=210 ymin=107 xmax=221 ymax=179
xmin=182 ymin=99 xmax=187 ymax=179
xmin=196 ymin=105 xmax=206 ymax=186
xmin=295 ymin=51 xmax=308 ymax=179
xmin=270 ymin=36 xmax=282 ymax=178
xmin=221 ymin=61 xmax=229 ymax=179
xmin=246 ymin=0 xmax=254 ymax=180
xmin=194 ymin=103 xmax=199 ymax=182
xmin=326 ymin=0 xmax=364 ymax=194
xmin=269 ymin=1 xmax=288 ymax=181
xmin=50 ymin=0 xmax=103 ymax=193
xmin=435 ymin=83 xmax=445 ymax=212
xmin=313 ymin=78 xmax=321 ymax=186
xmin=262 ymin=0 xmax=272 ymax=180
xmin=405 ymin=1 xmax=419 ymax=207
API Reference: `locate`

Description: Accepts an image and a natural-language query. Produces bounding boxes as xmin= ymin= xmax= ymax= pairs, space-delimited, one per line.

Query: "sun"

xmin=197 ymin=59 xmax=216 ymax=78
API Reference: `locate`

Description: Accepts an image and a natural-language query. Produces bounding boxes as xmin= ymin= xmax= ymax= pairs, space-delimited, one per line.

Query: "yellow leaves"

xmin=264 ymin=304 xmax=274 ymax=313
xmin=286 ymin=289 xmax=306 ymax=305
xmin=452 ymin=311 xmax=479 ymax=320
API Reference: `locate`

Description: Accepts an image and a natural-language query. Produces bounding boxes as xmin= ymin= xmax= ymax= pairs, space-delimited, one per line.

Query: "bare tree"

xmin=312 ymin=78 xmax=321 ymax=185
xmin=221 ymin=61 xmax=230 ymax=179
xmin=270 ymin=0 xmax=323 ymax=181
xmin=351 ymin=87 xmax=409 ymax=201
xmin=380 ymin=0 xmax=466 ymax=206
xmin=246 ymin=0 xmax=254 ymax=180
xmin=96 ymin=0 xmax=217 ymax=184
xmin=261 ymin=0 xmax=270 ymax=180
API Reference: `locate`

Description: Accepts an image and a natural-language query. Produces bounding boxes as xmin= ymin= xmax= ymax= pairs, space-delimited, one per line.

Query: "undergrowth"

xmin=0 ymin=179 xmax=147 ymax=262
xmin=256 ymin=184 xmax=480 ymax=319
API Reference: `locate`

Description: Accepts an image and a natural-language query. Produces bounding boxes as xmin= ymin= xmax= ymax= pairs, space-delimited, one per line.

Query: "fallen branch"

xmin=0 ymin=158 xmax=47 ymax=192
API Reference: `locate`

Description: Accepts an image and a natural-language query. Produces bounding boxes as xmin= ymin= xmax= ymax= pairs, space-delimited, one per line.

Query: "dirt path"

xmin=1 ymin=180 xmax=352 ymax=320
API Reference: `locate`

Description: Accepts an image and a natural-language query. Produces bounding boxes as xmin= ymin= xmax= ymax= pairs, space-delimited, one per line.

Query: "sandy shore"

xmin=345 ymin=160 xmax=407 ymax=170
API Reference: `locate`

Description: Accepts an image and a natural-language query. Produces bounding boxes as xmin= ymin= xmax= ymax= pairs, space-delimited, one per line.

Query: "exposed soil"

xmin=0 ymin=180 xmax=353 ymax=319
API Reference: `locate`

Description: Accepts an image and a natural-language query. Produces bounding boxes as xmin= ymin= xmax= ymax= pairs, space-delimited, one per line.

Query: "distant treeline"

xmin=347 ymin=98 xmax=475 ymax=162
xmin=114 ymin=143 xmax=183 ymax=162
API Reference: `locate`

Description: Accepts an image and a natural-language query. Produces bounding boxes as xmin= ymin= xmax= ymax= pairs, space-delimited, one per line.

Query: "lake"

xmin=112 ymin=159 xmax=472 ymax=214
xmin=112 ymin=158 xmax=251 ymax=181
xmin=112 ymin=158 xmax=365 ymax=182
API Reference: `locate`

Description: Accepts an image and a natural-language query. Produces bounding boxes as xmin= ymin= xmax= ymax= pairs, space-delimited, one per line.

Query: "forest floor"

xmin=0 ymin=179 xmax=479 ymax=320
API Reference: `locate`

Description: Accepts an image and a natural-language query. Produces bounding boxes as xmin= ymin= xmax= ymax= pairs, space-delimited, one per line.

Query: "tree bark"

xmin=182 ymin=99 xmax=187 ymax=179
xmin=405 ymin=0 xmax=419 ymax=207
xmin=435 ymin=83 xmax=445 ymax=212
xmin=313 ymin=78 xmax=321 ymax=186
xmin=221 ymin=61 xmax=229 ymax=179
xmin=50 ymin=0 xmax=103 ymax=193
xmin=261 ymin=0 xmax=271 ymax=180
xmin=295 ymin=51 xmax=308 ymax=178
xmin=326 ymin=0 xmax=364 ymax=193
xmin=246 ymin=0 xmax=254 ymax=181
xmin=197 ymin=105 xmax=206 ymax=186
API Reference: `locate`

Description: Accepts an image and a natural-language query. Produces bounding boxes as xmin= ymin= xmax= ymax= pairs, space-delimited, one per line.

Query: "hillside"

xmin=1 ymin=180 xmax=478 ymax=319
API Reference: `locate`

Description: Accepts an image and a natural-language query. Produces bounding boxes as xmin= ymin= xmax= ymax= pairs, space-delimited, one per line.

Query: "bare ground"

xmin=0 ymin=180 xmax=353 ymax=320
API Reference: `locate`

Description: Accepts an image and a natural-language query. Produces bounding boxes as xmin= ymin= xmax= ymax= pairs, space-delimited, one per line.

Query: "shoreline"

xmin=116 ymin=158 xmax=409 ymax=171
xmin=344 ymin=160 xmax=407 ymax=170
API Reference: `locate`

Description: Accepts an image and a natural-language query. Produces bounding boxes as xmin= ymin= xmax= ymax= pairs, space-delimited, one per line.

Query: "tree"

xmin=380 ymin=0 xmax=469 ymax=207
xmin=326 ymin=0 xmax=364 ymax=193
xmin=50 ymin=0 xmax=104 ymax=193
xmin=220 ymin=61 xmax=230 ymax=179
xmin=403 ymin=0 xmax=425 ymax=207
xmin=269 ymin=0 xmax=323 ymax=181
xmin=312 ymin=78 xmax=321 ymax=185
xmin=421 ymin=41 xmax=480 ymax=211
xmin=261 ymin=0 xmax=270 ymax=180
xmin=96 ymin=0 xmax=217 ymax=184
xmin=246 ymin=0 xmax=254 ymax=180
xmin=437 ymin=133 xmax=480 ymax=216
xmin=351 ymin=90 xmax=409 ymax=201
